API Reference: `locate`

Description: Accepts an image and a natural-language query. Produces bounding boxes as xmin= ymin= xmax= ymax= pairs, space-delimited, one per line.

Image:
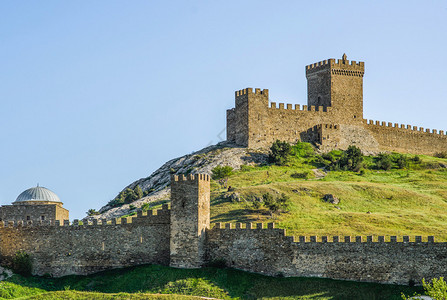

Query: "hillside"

xmin=91 ymin=143 xmax=447 ymax=240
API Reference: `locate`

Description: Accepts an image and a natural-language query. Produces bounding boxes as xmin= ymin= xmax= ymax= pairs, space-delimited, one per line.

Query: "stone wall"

xmin=170 ymin=174 xmax=210 ymax=268
xmin=0 ymin=206 xmax=170 ymax=277
xmin=0 ymin=204 xmax=69 ymax=224
xmin=226 ymin=56 xmax=447 ymax=155
xmin=207 ymin=223 xmax=447 ymax=285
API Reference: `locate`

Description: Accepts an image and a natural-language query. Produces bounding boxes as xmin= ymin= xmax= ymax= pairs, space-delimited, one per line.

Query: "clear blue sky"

xmin=1 ymin=1 xmax=446 ymax=219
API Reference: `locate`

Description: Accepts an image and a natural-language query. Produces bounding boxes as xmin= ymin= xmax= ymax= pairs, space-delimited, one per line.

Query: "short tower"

xmin=169 ymin=174 xmax=210 ymax=268
xmin=306 ymin=54 xmax=365 ymax=122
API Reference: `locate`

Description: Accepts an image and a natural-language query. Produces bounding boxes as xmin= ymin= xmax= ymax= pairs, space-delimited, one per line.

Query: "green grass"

xmin=1 ymin=264 xmax=422 ymax=299
xmin=211 ymin=152 xmax=447 ymax=240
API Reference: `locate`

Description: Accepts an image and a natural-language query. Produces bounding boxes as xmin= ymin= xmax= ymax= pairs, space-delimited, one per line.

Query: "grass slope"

xmin=1 ymin=264 xmax=422 ymax=299
xmin=211 ymin=152 xmax=447 ymax=240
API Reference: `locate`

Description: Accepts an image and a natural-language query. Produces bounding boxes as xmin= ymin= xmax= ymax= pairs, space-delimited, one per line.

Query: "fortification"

xmin=170 ymin=174 xmax=210 ymax=268
xmin=1 ymin=173 xmax=447 ymax=285
xmin=226 ymin=54 xmax=447 ymax=155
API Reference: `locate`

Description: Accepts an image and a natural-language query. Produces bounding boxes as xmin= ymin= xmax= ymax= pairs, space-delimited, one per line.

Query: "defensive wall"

xmin=226 ymin=55 xmax=447 ymax=155
xmin=207 ymin=223 xmax=446 ymax=286
xmin=1 ymin=173 xmax=447 ymax=285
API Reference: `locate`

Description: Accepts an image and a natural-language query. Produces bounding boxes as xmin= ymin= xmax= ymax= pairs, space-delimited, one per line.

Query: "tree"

xmin=402 ymin=277 xmax=447 ymax=299
xmin=134 ymin=185 xmax=143 ymax=199
xmin=211 ymin=165 xmax=234 ymax=188
xmin=262 ymin=193 xmax=291 ymax=217
xmin=86 ymin=209 xmax=99 ymax=216
xmin=268 ymin=140 xmax=292 ymax=165
xmin=336 ymin=145 xmax=363 ymax=171
xmin=13 ymin=251 xmax=32 ymax=276
xmin=376 ymin=153 xmax=392 ymax=170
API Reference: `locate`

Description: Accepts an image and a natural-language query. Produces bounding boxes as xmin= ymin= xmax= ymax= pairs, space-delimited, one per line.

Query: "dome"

xmin=14 ymin=186 xmax=61 ymax=204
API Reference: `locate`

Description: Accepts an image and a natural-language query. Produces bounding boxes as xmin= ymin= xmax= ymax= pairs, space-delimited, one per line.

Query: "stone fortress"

xmin=1 ymin=55 xmax=447 ymax=286
xmin=227 ymin=54 xmax=447 ymax=154
xmin=1 ymin=175 xmax=447 ymax=285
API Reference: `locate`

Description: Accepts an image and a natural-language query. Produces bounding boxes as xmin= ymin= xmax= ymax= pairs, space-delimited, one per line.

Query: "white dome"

xmin=14 ymin=186 xmax=61 ymax=203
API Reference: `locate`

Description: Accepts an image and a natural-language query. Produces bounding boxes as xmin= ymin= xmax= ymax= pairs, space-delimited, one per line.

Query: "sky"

xmin=1 ymin=1 xmax=446 ymax=219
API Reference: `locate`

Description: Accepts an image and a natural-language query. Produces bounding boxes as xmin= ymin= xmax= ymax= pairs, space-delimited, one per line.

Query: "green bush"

xmin=395 ymin=154 xmax=409 ymax=169
xmin=435 ymin=151 xmax=447 ymax=159
xmin=329 ymin=146 xmax=363 ymax=171
xmin=290 ymin=172 xmax=309 ymax=179
xmin=376 ymin=153 xmax=393 ymax=170
xmin=211 ymin=166 xmax=233 ymax=180
xmin=12 ymin=251 xmax=32 ymax=276
xmin=268 ymin=140 xmax=292 ymax=165
xmin=262 ymin=193 xmax=291 ymax=217
xmin=402 ymin=277 xmax=447 ymax=299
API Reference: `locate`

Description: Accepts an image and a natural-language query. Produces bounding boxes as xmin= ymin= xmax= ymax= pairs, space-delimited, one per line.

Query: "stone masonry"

xmin=1 ymin=173 xmax=447 ymax=285
xmin=226 ymin=54 xmax=447 ymax=155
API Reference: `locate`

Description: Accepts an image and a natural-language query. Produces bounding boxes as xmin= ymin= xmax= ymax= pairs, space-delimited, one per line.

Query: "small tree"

xmin=402 ymin=277 xmax=447 ymax=299
xmin=211 ymin=165 xmax=234 ymax=188
xmin=13 ymin=251 xmax=32 ymax=276
xmin=134 ymin=185 xmax=143 ymax=199
xmin=268 ymin=140 xmax=292 ymax=165
xmin=86 ymin=209 xmax=100 ymax=216
xmin=262 ymin=193 xmax=291 ymax=217
xmin=376 ymin=153 xmax=392 ymax=170
xmin=338 ymin=145 xmax=363 ymax=171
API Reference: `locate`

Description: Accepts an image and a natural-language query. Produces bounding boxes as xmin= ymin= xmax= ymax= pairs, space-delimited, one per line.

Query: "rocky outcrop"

xmin=89 ymin=142 xmax=268 ymax=220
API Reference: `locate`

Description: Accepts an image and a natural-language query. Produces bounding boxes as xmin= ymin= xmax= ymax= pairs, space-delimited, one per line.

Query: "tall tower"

xmin=170 ymin=174 xmax=210 ymax=268
xmin=306 ymin=54 xmax=365 ymax=122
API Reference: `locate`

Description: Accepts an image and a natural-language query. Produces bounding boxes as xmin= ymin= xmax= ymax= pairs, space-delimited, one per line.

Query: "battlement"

xmin=171 ymin=174 xmax=210 ymax=182
xmin=212 ymin=223 xmax=438 ymax=244
xmin=269 ymin=102 xmax=331 ymax=112
xmin=235 ymin=88 xmax=269 ymax=97
xmin=0 ymin=204 xmax=171 ymax=228
xmin=365 ymin=119 xmax=447 ymax=136
xmin=306 ymin=55 xmax=364 ymax=76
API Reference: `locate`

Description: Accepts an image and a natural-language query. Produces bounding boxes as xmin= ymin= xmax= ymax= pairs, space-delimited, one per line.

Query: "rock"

xmin=0 ymin=266 xmax=13 ymax=281
xmin=323 ymin=194 xmax=340 ymax=204
xmin=224 ymin=192 xmax=241 ymax=202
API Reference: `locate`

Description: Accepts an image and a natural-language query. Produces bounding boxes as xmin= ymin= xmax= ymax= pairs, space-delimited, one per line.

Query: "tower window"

xmin=26 ymin=216 xmax=30 ymax=221
xmin=41 ymin=216 xmax=45 ymax=221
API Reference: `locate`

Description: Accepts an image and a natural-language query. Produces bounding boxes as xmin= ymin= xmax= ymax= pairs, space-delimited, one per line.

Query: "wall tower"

xmin=169 ymin=174 xmax=210 ymax=268
xmin=306 ymin=54 xmax=365 ymax=122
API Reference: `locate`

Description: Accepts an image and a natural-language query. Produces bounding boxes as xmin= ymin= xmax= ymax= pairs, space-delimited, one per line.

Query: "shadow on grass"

xmin=211 ymin=209 xmax=265 ymax=223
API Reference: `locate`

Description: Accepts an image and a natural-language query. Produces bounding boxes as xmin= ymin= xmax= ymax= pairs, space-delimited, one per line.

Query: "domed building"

xmin=0 ymin=185 xmax=69 ymax=223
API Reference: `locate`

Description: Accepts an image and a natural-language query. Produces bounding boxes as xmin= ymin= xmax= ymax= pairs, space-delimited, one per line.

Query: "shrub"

xmin=435 ymin=151 xmax=447 ymax=159
xmin=376 ymin=153 xmax=393 ymax=170
xmin=330 ymin=146 xmax=363 ymax=171
xmin=12 ymin=251 xmax=32 ymax=276
xmin=262 ymin=193 xmax=291 ymax=217
xmin=86 ymin=209 xmax=100 ymax=216
xmin=402 ymin=277 xmax=447 ymax=299
xmin=211 ymin=165 xmax=233 ymax=188
xmin=240 ymin=165 xmax=253 ymax=172
xmin=395 ymin=154 xmax=409 ymax=169
xmin=412 ymin=155 xmax=421 ymax=163
xmin=268 ymin=140 xmax=292 ymax=165
xmin=291 ymin=172 xmax=309 ymax=179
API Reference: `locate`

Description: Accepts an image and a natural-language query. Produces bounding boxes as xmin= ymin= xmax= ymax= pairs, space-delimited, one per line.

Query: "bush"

xmin=262 ymin=193 xmax=291 ymax=217
xmin=86 ymin=209 xmax=100 ymax=216
xmin=376 ymin=153 xmax=393 ymax=170
xmin=290 ymin=172 xmax=309 ymax=179
xmin=395 ymin=154 xmax=409 ymax=169
xmin=402 ymin=277 xmax=447 ymax=299
xmin=12 ymin=251 xmax=32 ymax=276
xmin=330 ymin=146 xmax=363 ymax=171
xmin=211 ymin=165 xmax=233 ymax=188
xmin=268 ymin=140 xmax=292 ymax=165
xmin=435 ymin=151 xmax=447 ymax=159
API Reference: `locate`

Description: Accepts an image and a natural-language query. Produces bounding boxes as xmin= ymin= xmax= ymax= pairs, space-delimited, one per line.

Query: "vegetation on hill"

xmin=1 ymin=264 xmax=422 ymax=299
xmin=212 ymin=141 xmax=447 ymax=240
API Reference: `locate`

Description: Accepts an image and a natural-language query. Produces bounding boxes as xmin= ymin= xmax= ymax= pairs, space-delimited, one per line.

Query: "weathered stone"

xmin=323 ymin=194 xmax=340 ymax=204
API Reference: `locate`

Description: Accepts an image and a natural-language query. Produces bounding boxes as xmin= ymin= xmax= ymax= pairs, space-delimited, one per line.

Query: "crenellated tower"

xmin=306 ymin=54 xmax=365 ymax=122
xmin=169 ymin=174 xmax=210 ymax=268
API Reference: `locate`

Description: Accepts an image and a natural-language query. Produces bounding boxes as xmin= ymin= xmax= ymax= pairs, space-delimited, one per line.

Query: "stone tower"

xmin=226 ymin=88 xmax=269 ymax=147
xmin=169 ymin=174 xmax=210 ymax=268
xmin=306 ymin=54 xmax=365 ymax=123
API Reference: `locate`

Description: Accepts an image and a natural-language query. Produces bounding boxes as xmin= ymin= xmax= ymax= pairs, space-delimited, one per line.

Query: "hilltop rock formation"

xmin=89 ymin=142 xmax=268 ymax=220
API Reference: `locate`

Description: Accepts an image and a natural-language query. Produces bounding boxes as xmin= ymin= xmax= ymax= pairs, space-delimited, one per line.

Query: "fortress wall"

xmin=365 ymin=120 xmax=447 ymax=155
xmin=246 ymin=100 xmax=337 ymax=148
xmin=207 ymin=223 xmax=447 ymax=285
xmin=0 ymin=207 xmax=171 ymax=277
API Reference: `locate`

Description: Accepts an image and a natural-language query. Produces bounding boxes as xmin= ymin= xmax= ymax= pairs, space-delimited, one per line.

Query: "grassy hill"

xmin=1 ymin=264 xmax=422 ymax=299
xmin=208 ymin=146 xmax=447 ymax=240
